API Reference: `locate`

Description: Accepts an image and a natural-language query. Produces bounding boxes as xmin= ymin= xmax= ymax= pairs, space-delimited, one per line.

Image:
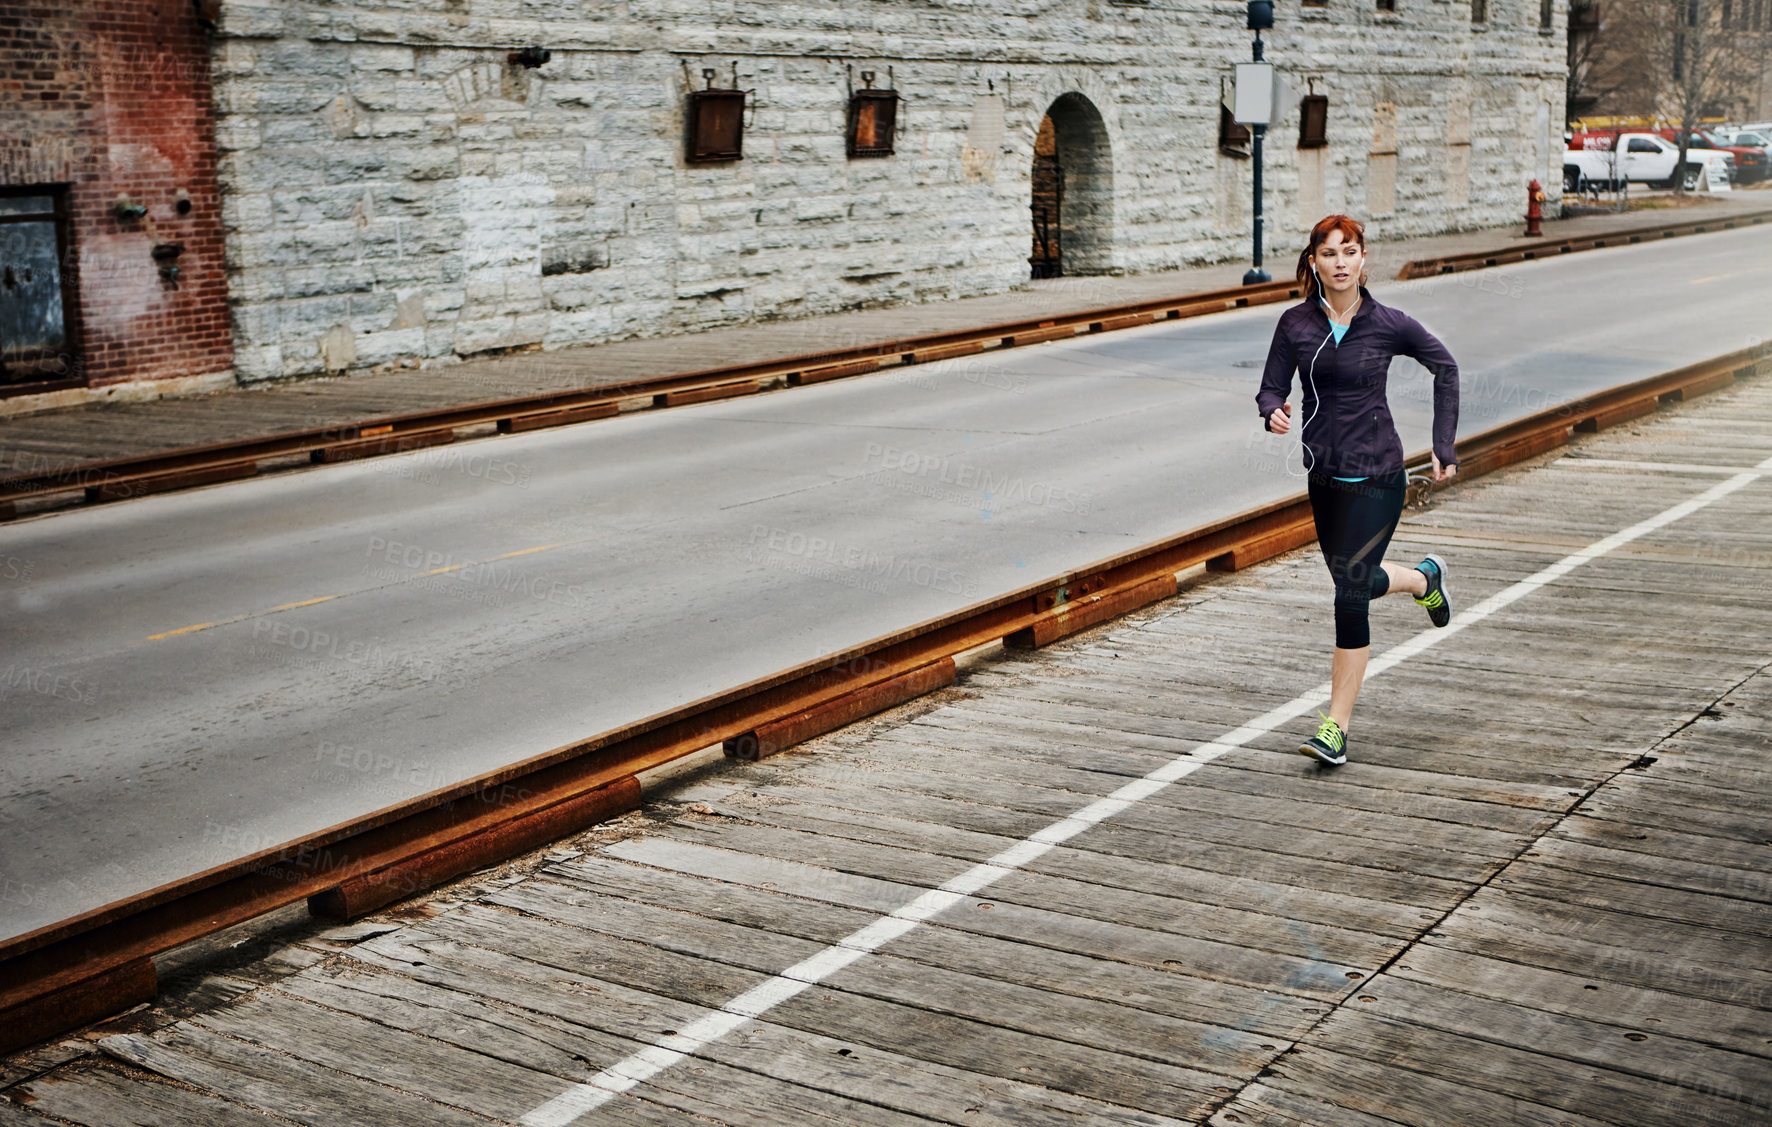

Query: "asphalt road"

xmin=3 ymin=225 xmax=1770 ymax=942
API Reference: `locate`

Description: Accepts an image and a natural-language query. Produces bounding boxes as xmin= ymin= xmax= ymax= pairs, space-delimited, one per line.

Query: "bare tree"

xmin=1577 ymin=0 xmax=1761 ymax=191
xmin=1661 ymin=0 xmax=1758 ymax=189
xmin=1567 ymin=1 xmax=1632 ymax=121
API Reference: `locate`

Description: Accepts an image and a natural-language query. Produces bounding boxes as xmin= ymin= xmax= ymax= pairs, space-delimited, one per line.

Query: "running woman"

xmin=1257 ymin=213 xmax=1459 ymax=767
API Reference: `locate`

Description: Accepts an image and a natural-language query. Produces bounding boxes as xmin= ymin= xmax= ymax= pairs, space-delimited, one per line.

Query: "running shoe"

xmin=1299 ymin=713 xmax=1348 ymax=767
xmin=1414 ymin=553 xmax=1451 ymax=628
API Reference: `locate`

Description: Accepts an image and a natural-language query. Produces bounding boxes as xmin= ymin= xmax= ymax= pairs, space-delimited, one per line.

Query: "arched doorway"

xmin=1029 ymin=93 xmax=1113 ymax=278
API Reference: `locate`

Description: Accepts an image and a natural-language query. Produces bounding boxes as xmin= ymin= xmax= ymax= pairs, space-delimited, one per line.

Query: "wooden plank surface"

xmin=4 ymin=350 xmax=1769 ymax=1126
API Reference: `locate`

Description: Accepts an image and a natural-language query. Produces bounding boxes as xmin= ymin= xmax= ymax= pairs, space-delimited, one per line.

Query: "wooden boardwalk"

xmin=4 ymin=376 xmax=1770 ymax=1125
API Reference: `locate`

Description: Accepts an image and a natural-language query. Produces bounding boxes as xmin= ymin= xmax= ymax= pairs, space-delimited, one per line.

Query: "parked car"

xmin=1712 ymin=128 xmax=1771 ymax=157
xmin=1565 ymin=131 xmax=1733 ymax=192
xmin=1652 ymin=129 xmax=1767 ymax=183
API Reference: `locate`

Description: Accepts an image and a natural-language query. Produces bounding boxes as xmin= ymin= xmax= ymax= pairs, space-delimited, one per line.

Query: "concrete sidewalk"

xmin=2 ymin=191 xmax=1767 ymax=476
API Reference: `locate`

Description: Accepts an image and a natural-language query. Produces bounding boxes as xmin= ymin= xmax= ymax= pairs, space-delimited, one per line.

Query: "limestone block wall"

xmin=210 ymin=0 xmax=1566 ymax=383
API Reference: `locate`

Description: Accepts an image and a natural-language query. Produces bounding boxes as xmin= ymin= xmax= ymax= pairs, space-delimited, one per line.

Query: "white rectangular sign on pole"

xmin=1233 ymin=63 xmax=1277 ymax=125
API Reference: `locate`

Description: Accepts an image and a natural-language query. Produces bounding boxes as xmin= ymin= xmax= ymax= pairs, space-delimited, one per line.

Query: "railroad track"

xmin=4 ymin=205 xmax=1766 ymax=522
xmin=1 ymin=338 xmax=1765 ymax=1055
xmin=1394 ymin=207 xmax=1772 ymax=279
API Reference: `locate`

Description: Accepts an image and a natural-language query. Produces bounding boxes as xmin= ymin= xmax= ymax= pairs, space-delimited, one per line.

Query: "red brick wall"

xmin=0 ymin=0 xmax=231 ymax=389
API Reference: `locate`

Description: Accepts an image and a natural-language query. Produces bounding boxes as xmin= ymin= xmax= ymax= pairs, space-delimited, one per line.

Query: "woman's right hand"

xmin=1268 ymin=404 xmax=1292 ymax=435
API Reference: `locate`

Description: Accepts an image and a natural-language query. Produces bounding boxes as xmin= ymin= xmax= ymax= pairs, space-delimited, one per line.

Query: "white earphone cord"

xmin=1287 ymin=269 xmax=1336 ymax=479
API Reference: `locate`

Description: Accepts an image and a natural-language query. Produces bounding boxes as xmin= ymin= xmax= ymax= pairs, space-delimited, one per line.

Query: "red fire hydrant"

xmin=1525 ymin=179 xmax=1546 ymax=237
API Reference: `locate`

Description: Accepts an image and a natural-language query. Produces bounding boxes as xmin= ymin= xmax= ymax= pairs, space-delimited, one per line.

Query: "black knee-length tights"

xmin=1308 ymin=469 xmax=1407 ymax=649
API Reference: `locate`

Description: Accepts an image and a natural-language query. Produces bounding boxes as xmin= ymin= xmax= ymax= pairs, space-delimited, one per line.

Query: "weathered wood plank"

xmin=192 ymin=991 xmax=630 ymax=1124
xmin=1303 ymin=1008 xmax=1758 ymax=1127
xmin=1253 ymin=1044 xmax=1622 ymax=1127
xmin=663 ymin=805 xmax=1464 ymax=924
xmin=933 ymin=693 xmax=1614 ymax=786
xmin=365 ymin=914 xmax=1239 ymax=1119
xmin=1493 ymin=864 xmax=1772 ymax=935
xmin=100 ymin=1026 xmax=498 ymax=1127
xmin=1549 ymin=814 xmax=1772 ymax=874
xmin=1524 ymin=833 xmax=1772 ymax=903
xmin=923 ymin=679 xmax=1602 ymax=800
xmin=1206 ymin=1082 xmax=1433 ymax=1127
xmin=871 ymin=717 xmax=1584 ymax=811
xmin=1387 ymin=944 xmax=1772 ymax=1060
xmin=1352 ymin=975 xmax=1771 ymax=1102
xmin=13 ymin=1066 xmax=273 ymax=1127
xmin=203 ymin=986 xmax=922 ymax=1127
xmin=480 ymin=881 xmax=1293 ymax=1078
xmin=1577 ymin=790 xmax=1769 ymax=842
xmin=339 ymin=931 xmax=1196 ymax=1127
xmin=1614 ymin=752 xmax=1772 ymax=794
xmin=1422 ymin=896 xmax=1772 ymax=1010
xmin=944 ymin=695 xmax=1572 ymax=830
xmin=740 ymin=758 xmax=1523 ymax=862
xmin=1601 ymin=770 xmax=1770 ymax=816
xmin=603 ymin=821 xmax=1431 ymax=944
xmin=727 ymin=765 xmax=1508 ymax=884
xmin=539 ymin=852 xmax=1324 ymax=1037
xmin=277 ymin=961 xmax=1023 ymax=1127
xmin=837 ymin=735 xmax=1522 ymax=856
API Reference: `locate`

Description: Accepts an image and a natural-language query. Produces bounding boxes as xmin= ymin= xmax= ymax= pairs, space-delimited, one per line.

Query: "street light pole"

xmin=1241 ymin=2 xmax=1274 ymax=285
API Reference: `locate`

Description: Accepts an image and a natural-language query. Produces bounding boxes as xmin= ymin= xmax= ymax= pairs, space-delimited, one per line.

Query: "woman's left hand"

xmin=1431 ymin=454 xmax=1457 ymax=483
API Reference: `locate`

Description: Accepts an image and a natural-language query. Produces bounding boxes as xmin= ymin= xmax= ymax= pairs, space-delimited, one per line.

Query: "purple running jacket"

xmin=1256 ymin=288 xmax=1460 ymax=478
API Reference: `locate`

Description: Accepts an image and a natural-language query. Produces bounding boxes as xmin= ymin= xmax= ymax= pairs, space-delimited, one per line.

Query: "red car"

xmin=1654 ymin=128 xmax=1767 ymax=183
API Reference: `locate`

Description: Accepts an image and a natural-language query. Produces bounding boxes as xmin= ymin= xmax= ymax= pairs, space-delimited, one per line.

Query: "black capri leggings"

xmin=1308 ymin=469 xmax=1408 ymax=649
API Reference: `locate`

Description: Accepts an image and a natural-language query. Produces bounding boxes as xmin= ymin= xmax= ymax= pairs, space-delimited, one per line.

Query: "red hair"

xmin=1296 ymin=214 xmax=1369 ymax=290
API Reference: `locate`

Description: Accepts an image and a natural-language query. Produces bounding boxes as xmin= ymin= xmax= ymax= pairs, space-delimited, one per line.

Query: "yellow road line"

xmin=271 ymin=596 xmax=338 ymax=611
xmin=143 ymin=542 xmax=572 ymax=642
xmin=494 ymin=543 xmax=562 ymax=560
xmin=146 ymin=622 xmax=219 ymax=641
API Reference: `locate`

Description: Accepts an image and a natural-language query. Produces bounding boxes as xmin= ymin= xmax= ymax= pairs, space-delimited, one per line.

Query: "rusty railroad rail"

xmin=0 ymin=338 xmax=1766 ymax=1054
xmin=1395 ymin=207 xmax=1772 ymax=279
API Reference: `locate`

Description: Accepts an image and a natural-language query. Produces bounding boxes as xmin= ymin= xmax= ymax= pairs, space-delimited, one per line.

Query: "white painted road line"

xmin=519 ymin=460 xmax=1767 ymax=1127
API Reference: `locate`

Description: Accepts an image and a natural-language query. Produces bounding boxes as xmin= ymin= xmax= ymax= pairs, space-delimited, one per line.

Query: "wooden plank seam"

xmin=514 ymin=452 xmax=1772 ymax=1127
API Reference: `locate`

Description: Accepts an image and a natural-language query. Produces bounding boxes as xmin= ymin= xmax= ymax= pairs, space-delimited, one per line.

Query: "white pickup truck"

xmin=1564 ymin=132 xmax=1733 ymax=192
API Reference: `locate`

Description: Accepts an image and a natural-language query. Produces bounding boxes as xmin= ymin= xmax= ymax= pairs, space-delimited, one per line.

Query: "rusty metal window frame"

xmin=847 ymin=89 xmax=900 ymax=158
xmin=1219 ymin=103 xmax=1252 ymax=158
xmin=1298 ymin=95 xmax=1329 ymax=148
xmin=686 ymin=88 xmax=749 ymax=164
xmin=0 ymin=184 xmax=85 ymax=395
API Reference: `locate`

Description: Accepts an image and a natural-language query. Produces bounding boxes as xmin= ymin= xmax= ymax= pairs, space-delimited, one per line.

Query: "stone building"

xmin=4 ymin=1 xmax=1567 ymax=397
xmin=0 ymin=0 xmax=233 ymax=405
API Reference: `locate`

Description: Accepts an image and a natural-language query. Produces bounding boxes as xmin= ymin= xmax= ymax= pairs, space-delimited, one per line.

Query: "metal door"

xmin=0 ymin=190 xmax=76 ymax=387
xmin=1030 ymin=147 xmax=1064 ymax=278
